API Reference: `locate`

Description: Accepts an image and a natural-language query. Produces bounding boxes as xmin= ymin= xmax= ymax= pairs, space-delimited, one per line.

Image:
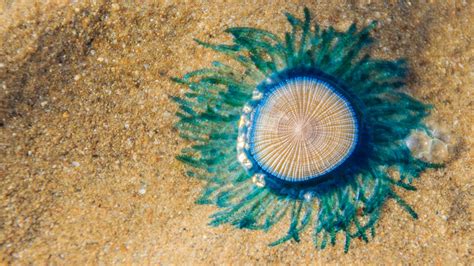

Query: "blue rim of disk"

xmin=240 ymin=67 xmax=365 ymax=193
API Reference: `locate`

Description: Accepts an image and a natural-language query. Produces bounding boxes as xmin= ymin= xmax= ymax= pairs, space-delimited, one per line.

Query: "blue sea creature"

xmin=172 ymin=8 xmax=440 ymax=252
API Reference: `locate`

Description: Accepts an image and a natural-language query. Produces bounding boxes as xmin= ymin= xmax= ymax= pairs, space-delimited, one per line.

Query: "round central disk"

xmin=249 ymin=77 xmax=358 ymax=182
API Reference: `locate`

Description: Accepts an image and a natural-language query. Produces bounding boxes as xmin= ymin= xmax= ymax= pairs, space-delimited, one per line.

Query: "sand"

xmin=0 ymin=0 xmax=472 ymax=264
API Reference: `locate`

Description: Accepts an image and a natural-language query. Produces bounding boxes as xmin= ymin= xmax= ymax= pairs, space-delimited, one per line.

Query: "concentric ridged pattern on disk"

xmin=250 ymin=77 xmax=358 ymax=181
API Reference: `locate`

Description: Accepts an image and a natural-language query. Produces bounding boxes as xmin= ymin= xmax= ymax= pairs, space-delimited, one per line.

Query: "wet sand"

xmin=0 ymin=1 xmax=473 ymax=264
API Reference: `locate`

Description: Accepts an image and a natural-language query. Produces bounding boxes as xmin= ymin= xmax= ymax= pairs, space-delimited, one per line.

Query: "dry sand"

xmin=0 ymin=0 xmax=473 ymax=264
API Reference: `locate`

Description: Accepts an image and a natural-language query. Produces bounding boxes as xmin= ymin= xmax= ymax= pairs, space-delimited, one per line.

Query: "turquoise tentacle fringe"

xmin=172 ymin=8 xmax=440 ymax=252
